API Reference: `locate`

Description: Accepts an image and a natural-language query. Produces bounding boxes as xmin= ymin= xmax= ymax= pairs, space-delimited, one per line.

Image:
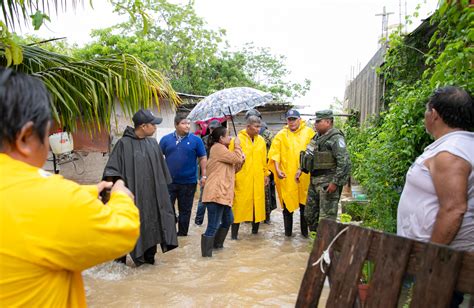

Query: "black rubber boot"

xmin=114 ymin=256 xmax=127 ymax=264
xmin=201 ymin=234 xmax=214 ymax=257
xmin=264 ymin=212 xmax=271 ymax=224
xmin=300 ymin=205 xmax=309 ymax=238
xmin=231 ymin=223 xmax=240 ymax=240
xmin=144 ymin=246 xmax=157 ymax=265
xmin=213 ymin=227 xmax=229 ymax=249
xmin=251 ymin=222 xmax=260 ymax=234
xmin=283 ymin=209 xmax=293 ymax=237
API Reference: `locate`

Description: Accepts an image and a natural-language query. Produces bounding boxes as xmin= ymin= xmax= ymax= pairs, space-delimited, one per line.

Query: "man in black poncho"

xmin=103 ymin=109 xmax=178 ymax=266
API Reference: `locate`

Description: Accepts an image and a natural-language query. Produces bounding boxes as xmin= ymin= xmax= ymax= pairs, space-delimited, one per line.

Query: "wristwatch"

xmin=201 ymin=176 xmax=207 ymax=179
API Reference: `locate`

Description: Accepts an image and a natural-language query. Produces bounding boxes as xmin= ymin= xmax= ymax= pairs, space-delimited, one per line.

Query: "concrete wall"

xmin=344 ymin=47 xmax=386 ymax=124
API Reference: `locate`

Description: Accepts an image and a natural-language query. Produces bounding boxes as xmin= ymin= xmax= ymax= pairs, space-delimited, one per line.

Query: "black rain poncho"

xmin=103 ymin=126 xmax=178 ymax=262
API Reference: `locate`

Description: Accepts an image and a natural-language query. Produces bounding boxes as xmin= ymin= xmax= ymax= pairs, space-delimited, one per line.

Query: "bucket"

xmin=49 ymin=132 xmax=74 ymax=154
xmin=351 ymin=186 xmax=364 ymax=199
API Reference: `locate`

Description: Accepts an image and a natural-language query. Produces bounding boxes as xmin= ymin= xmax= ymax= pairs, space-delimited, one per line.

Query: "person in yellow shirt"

xmin=268 ymin=110 xmax=315 ymax=237
xmin=0 ymin=68 xmax=140 ymax=307
xmin=230 ymin=115 xmax=270 ymax=239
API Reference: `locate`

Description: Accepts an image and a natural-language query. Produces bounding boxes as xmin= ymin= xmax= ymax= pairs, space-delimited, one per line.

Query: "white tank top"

xmin=397 ymin=131 xmax=474 ymax=251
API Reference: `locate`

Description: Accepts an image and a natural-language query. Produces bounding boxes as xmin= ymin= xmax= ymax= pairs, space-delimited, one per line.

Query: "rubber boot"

xmin=283 ymin=210 xmax=293 ymax=237
xmin=213 ymin=227 xmax=230 ymax=249
xmin=264 ymin=212 xmax=271 ymax=224
xmin=231 ymin=223 xmax=240 ymax=240
xmin=300 ymin=205 xmax=309 ymax=238
xmin=114 ymin=255 xmax=127 ymax=264
xmin=251 ymin=222 xmax=260 ymax=234
xmin=201 ymin=234 xmax=214 ymax=257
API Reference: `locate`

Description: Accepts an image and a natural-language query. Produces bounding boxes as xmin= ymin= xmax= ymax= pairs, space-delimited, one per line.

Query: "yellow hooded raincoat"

xmin=0 ymin=154 xmax=140 ymax=307
xmin=230 ymin=129 xmax=269 ymax=223
xmin=268 ymin=120 xmax=315 ymax=213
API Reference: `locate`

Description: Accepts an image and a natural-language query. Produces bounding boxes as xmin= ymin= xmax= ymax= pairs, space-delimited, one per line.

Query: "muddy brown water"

xmin=83 ymin=203 xmax=328 ymax=307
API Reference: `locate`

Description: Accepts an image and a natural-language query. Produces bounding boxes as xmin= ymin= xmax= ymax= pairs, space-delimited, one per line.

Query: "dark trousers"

xmin=194 ymin=186 xmax=206 ymax=225
xmin=168 ymin=183 xmax=197 ymax=236
xmin=204 ymin=202 xmax=234 ymax=237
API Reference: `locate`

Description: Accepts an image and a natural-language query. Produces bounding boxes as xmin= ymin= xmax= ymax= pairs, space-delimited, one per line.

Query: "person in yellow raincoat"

xmin=230 ymin=115 xmax=270 ymax=239
xmin=0 ymin=68 xmax=140 ymax=307
xmin=268 ymin=109 xmax=315 ymax=237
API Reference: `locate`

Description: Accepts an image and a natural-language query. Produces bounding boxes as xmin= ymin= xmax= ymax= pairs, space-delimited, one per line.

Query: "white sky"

xmin=19 ymin=0 xmax=438 ymax=111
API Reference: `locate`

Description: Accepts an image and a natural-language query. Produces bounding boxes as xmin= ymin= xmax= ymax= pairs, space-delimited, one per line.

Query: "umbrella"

xmin=187 ymin=87 xmax=273 ymax=134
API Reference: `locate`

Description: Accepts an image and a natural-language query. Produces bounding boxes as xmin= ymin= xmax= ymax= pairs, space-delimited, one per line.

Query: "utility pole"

xmin=376 ymin=6 xmax=394 ymax=45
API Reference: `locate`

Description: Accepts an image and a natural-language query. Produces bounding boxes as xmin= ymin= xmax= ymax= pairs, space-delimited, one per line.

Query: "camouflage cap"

xmin=315 ymin=109 xmax=334 ymax=120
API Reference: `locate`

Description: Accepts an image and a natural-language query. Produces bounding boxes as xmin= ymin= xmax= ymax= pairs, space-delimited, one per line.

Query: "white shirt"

xmin=397 ymin=131 xmax=474 ymax=251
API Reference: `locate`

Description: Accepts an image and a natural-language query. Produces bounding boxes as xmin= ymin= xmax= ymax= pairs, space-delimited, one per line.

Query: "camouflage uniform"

xmin=301 ymin=112 xmax=351 ymax=231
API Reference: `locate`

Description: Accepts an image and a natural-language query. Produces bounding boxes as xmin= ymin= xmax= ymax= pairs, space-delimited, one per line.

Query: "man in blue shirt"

xmin=160 ymin=114 xmax=207 ymax=236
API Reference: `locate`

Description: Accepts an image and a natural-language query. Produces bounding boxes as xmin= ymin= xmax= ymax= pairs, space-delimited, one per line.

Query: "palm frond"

xmin=0 ymin=45 xmax=180 ymax=131
xmin=1 ymin=1 xmax=84 ymax=30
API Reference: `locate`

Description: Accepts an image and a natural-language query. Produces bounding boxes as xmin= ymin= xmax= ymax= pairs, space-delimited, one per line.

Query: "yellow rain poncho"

xmin=230 ymin=129 xmax=269 ymax=223
xmin=268 ymin=120 xmax=315 ymax=213
xmin=0 ymin=154 xmax=140 ymax=307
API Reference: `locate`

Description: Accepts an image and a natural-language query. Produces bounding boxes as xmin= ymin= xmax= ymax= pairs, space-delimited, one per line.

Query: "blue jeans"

xmin=194 ymin=186 xmax=206 ymax=225
xmin=204 ymin=202 xmax=234 ymax=237
xmin=168 ymin=183 xmax=197 ymax=236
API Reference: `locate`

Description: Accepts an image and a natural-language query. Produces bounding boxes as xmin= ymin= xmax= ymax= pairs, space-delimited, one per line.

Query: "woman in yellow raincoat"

xmin=268 ymin=110 xmax=315 ymax=237
xmin=230 ymin=115 xmax=270 ymax=239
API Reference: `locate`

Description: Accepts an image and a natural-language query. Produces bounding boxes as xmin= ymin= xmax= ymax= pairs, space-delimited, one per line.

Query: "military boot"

xmin=213 ymin=227 xmax=229 ymax=249
xmin=300 ymin=205 xmax=309 ymax=238
xmin=201 ymin=234 xmax=214 ymax=257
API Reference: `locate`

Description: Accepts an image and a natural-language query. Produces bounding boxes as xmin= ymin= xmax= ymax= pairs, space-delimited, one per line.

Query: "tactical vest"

xmin=300 ymin=129 xmax=343 ymax=173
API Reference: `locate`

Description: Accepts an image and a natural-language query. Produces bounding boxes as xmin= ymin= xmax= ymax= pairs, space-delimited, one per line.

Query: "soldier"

xmin=296 ymin=110 xmax=351 ymax=231
xmin=245 ymin=109 xmax=277 ymax=223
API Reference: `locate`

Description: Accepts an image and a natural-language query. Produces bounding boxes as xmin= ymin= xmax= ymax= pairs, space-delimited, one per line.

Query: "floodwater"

xmin=83 ymin=205 xmax=322 ymax=307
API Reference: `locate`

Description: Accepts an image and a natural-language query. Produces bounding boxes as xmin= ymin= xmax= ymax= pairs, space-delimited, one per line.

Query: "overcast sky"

xmin=20 ymin=0 xmax=438 ymax=111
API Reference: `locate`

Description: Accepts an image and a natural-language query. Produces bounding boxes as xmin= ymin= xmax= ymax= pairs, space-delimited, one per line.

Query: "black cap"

xmin=132 ymin=109 xmax=163 ymax=126
xmin=285 ymin=109 xmax=301 ymax=119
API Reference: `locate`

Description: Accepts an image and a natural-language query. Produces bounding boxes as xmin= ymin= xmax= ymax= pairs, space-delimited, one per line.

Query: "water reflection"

xmin=84 ymin=207 xmax=312 ymax=307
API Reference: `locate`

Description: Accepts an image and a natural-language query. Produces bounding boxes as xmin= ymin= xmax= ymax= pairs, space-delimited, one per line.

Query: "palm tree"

xmin=1 ymin=0 xmax=177 ymax=131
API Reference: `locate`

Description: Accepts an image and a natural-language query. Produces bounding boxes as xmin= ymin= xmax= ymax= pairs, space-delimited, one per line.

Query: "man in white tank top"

xmin=397 ymin=86 xmax=474 ymax=252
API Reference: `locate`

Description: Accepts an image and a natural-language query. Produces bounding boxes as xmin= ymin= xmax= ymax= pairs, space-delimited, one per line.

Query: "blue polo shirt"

xmin=160 ymin=132 xmax=206 ymax=184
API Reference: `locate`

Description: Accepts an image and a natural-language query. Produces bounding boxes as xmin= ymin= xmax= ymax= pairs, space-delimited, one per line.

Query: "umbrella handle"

xmin=227 ymin=106 xmax=238 ymax=136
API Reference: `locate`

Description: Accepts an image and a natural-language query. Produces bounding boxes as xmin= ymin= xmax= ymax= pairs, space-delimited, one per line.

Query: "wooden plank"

xmin=332 ymin=230 xmax=474 ymax=294
xmin=296 ymin=219 xmax=342 ymax=308
xmin=365 ymin=233 xmax=412 ymax=308
xmin=326 ymin=225 xmax=373 ymax=307
xmin=410 ymin=244 xmax=463 ymax=308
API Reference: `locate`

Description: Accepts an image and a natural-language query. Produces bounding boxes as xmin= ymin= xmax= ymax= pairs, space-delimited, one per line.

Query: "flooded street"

xmin=84 ymin=204 xmax=314 ymax=307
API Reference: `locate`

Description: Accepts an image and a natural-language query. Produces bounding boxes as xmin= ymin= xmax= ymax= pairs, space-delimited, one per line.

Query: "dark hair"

xmin=174 ymin=113 xmax=188 ymax=126
xmin=428 ymin=86 xmax=474 ymax=130
xmin=0 ymin=68 xmax=51 ymax=150
xmin=208 ymin=126 xmax=227 ymax=149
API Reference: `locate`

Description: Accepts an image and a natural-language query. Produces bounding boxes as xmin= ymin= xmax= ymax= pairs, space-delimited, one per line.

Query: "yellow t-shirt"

xmin=0 ymin=154 xmax=140 ymax=307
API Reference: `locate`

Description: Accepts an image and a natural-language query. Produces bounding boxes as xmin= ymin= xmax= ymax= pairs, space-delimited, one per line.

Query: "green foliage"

xmin=74 ymin=0 xmax=310 ymax=100
xmin=360 ymin=261 xmax=374 ymax=284
xmin=340 ymin=213 xmax=352 ymax=223
xmin=0 ymin=1 xmax=150 ymax=66
xmin=344 ymin=1 xmax=473 ymax=232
